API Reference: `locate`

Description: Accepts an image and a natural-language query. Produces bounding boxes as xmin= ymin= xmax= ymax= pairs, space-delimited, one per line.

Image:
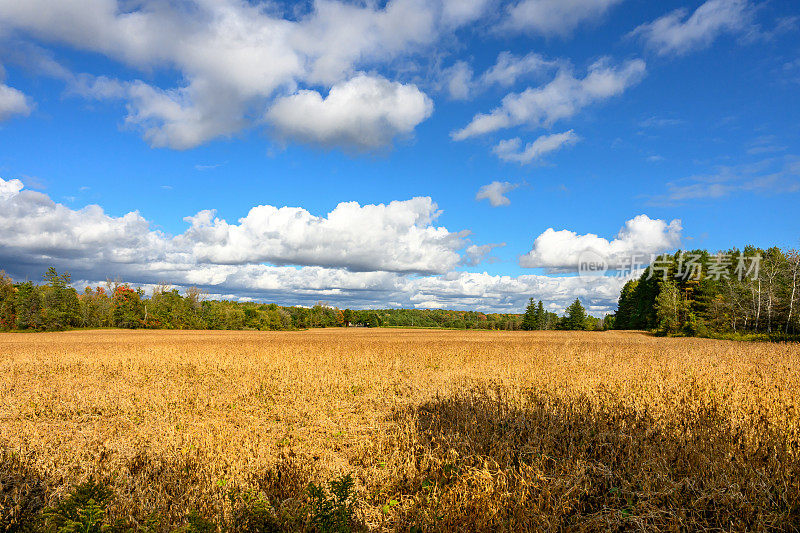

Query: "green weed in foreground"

xmin=306 ymin=474 xmax=356 ymax=533
xmin=3 ymin=474 xmax=359 ymax=533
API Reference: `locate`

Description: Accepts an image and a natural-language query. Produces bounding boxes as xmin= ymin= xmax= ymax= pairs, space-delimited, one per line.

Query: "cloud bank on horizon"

xmin=0 ymin=177 xmax=681 ymax=314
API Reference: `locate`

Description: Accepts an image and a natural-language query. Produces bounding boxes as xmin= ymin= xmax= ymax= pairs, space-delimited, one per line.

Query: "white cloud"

xmin=480 ymin=51 xmax=559 ymax=87
xmin=462 ymin=243 xmax=505 ymax=266
xmin=652 ymin=156 xmax=800 ymax=203
xmin=125 ymin=81 xmax=249 ymax=150
xmin=0 ymin=176 xmax=631 ymax=314
xmin=194 ymin=163 xmax=225 ymax=172
xmin=68 ymin=74 xmax=128 ymax=100
xmin=631 ymin=0 xmax=752 ymax=56
xmin=183 ymin=197 xmax=465 ymax=274
xmin=0 ymin=176 xmax=449 ymax=307
xmin=0 ymin=188 xmax=168 ymax=270
xmin=267 ymin=74 xmax=433 ymax=150
xmin=68 ymin=75 xmax=250 ymax=150
xmin=639 ymin=116 xmax=684 ymax=128
xmin=520 ymin=215 xmax=682 ymax=271
xmin=439 ymin=51 xmax=558 ymax=101
xmin=493 ymin=130 xmax=579 ymax=164
xmin=292 ymin=0 xmax=440 ymax=86
xmin=0 ymin=177 xmax=465 ymax=276
xmin=441 ymin=0 xmax=493 ymax=26
xmin=0 ymin=0 xmax=484 ymax=150
xmin=452 ymin=58 xmax=646 ymax=140
xmin=502 ymin=0 xmax=624 ymax=37
xmin=0 ymin=177 xmax=23 ymax=200
xmin=441 ymin=60 xmax=474 ymax=100
xmin=475 ymin=181 xmax=520 ymax=207
xmin=0 ymin=81 xmax=31 ymax=120
xmin=406 ymin=270 xmax=626 ymax=314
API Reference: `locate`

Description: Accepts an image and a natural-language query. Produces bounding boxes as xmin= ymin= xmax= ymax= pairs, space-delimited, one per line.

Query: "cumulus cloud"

xmin=121 ymin=81 xmax=248 ymax=150
xmin=631 ymin=0 xmax=752 ymax=56
xmin=66 ymin=75 xmax=249 ymax=149
xmin=0 ymin=176 xmax=459 ymax=307
xmin=292 ymin=0 xmax=438 ymax=86
xmin=267 ymin=74 xmax=433 ymax=150
xmin=0 ymin=177 xmax=23 ymax=199
xmin=520 ymin=215 xmax=682 ymax=272
xmin=493 ymin=130 xmax=579 ymax=164
xmin=406 ymin=270 xmax=626 ymax=314
xmin=452 ymin=58 xmax=646 ymax=140
xmin=0 ymin=176 xmax=633 ymax=314
xmin=0 ymin=81 xmax=31 ymax=120
xmin=0 ymin=184 xmax=176 ymax=266
xmin=502 ymin=0 xmax=624 ymax=37
xmin=475 ymin=181 xmax=520 ymax=207
xmin=0 ymin=177 xmax=465 ymax=277
xmin=183 ymin=197 xmax=465 ymax=274
xmin=0 ymin=0 xmax=489 ymax=150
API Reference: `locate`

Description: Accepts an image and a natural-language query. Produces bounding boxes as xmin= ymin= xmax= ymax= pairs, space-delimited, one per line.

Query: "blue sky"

xmin=0 ymin=0 xmax=798 ymax=314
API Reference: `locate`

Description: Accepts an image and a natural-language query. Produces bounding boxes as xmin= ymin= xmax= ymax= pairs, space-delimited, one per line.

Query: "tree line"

xmin=26 ymin=255 xmax=798 ymax=336
xmin=521 ymin=298 xmax=613 ymax=331
xmin=0 ymin=267 xmax=530 ymax=332
xmin=614 ymin=246 xmax=800 ymax=339
xmin=374 ymin=308 xmax=525 ymax=330
xmin=0 ymin=268 xmax=383 ymax=332
xmin=0 ymin=267 xmax=619 ymax=333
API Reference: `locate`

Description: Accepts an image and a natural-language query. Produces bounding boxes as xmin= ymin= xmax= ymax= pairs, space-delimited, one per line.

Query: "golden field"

xmin=1 ymin=328 xmax=799 ymax=531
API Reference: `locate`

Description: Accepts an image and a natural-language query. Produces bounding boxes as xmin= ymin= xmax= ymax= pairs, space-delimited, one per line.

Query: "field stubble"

xmin=1 ymin=329 xmax=798 ymax=531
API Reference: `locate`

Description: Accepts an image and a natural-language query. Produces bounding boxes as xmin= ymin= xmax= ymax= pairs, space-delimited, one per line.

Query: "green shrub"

xmin=306 ymin=474 xmax=356 ymax=533
xmin=226 ymin=488 xmax=280 ymax=533
xmin=41 ymin=478 xmax=122 ymax=533
xmin=176 ymin=511 xmax=216 ymax=533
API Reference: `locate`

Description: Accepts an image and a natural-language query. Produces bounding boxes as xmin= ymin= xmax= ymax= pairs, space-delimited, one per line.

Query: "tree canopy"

xmin=614 ymin=247 xmax=800 ymax=339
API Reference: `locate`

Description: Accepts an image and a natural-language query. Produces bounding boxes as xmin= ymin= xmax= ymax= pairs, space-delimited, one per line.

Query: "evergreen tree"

xmin=42 ymin=268 xmax=80 ymax=330
xmin=535 ymin=300 xmax=545 ymax=330
xmin=521 ymin=298 xmax=537 ymax=330
xmin=563 ymin=298 xmax=588 ymax=331
xmin=615 ymin=280 xmax=637 ymax=329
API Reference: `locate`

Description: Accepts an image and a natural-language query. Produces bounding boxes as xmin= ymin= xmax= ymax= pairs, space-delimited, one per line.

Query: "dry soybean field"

xmin=1 ymin=329 xmax=799 ymax=531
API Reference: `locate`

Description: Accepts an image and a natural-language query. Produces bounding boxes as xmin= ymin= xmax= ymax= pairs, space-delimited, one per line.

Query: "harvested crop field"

xmin=1 ymin=329 xmax=799 ymax=531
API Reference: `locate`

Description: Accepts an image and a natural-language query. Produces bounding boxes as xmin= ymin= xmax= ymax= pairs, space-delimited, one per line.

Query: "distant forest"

xmin=0 ymin=267 xmax=611 ymax=333
xmin=3 ymin=244 xmax=798 ymax=339
xmin=614 ymin=246 xmax=799 ymax=340
xmin=0 ymin=268 xmax=530 ymax=332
